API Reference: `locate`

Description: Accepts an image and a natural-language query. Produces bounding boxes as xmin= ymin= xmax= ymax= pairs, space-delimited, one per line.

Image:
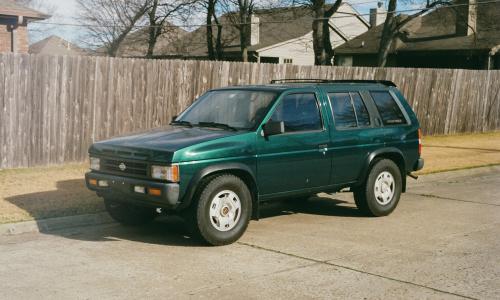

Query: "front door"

xmin=256 ymin=91 xmax=331 ymax=195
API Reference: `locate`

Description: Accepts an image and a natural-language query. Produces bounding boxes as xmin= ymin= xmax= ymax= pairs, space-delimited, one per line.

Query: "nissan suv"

xmin=86 ymin=79 xmax=424 ymax=245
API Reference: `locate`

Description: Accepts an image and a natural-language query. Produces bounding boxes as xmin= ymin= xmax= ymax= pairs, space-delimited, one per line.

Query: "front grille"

xmin=101 ymin=158 xmax=148 ymax=177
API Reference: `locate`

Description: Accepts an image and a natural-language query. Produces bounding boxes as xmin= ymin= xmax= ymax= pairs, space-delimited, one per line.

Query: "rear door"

xmin=325 ymin=88 xmax=385 ymax=184
xmin=256 ymin=89 xmax=331 ymax=195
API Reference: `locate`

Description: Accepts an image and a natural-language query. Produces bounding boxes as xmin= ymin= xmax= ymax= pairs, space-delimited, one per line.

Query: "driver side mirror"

xmin=263 ymin=121 xmax=285 ymax=137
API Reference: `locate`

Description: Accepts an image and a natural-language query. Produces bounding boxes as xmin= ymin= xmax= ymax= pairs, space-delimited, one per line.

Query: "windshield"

xmin=176 ymin=90 xmax=278 ymax=130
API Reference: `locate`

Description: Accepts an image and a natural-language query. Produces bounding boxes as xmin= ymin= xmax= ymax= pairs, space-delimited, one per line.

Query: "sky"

xmin=28 ymin=0 xmax=81 ymax=44
xmin=28 ymin=0 xmax=380 ymax=47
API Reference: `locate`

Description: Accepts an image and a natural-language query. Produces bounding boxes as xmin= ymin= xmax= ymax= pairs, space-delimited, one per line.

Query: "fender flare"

xmin=358 ymin=147 xmax=407 ymax=192
xmin=178 ymin=162 xmax=259 ymax=214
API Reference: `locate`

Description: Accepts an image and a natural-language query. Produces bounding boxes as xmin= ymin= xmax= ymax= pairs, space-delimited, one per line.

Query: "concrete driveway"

xmin=1 ymin=166 xmax=499 ymax=299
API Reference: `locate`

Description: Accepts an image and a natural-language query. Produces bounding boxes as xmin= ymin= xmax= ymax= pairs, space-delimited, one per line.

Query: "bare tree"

xmin=221 ymin=0 xmax=255 ymax=62
xmin=77 ymin=0 xmax=151 ymax=56
xmin=309 ymin=0 xmax=342 ymax=65
xmin=291 ymin=0 xmax=343 ymax=65
xmin=377 ymin=0 xmax=451 ymax=67
xmin=205 ymin=0 xmax=224 ymax=60
xmin=145 ymin=0 xmax=196 ymax=58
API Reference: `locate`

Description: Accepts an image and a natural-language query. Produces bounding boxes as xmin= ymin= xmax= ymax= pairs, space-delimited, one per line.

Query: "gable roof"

xmin=29 ymin=35 xmax=88 ymax=56
xmin=335 ymin=1 xmax=500 ymax=55
xmin=165 ymin=3 xmax=368 ymax=57
xmin=0 ymin=0 xmax=50 ymax=20
xmin=116 ymin=24 xmax=188 ymax=57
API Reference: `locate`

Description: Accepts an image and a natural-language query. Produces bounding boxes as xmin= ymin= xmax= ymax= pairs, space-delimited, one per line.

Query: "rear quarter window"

xmin=370 ymin=91 xmax=407 ymax=126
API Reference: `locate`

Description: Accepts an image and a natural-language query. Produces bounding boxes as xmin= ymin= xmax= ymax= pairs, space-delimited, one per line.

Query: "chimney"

xmin=250 ymin=15 xmax=260 ymax=46
xmin=455 ymin=0 xmax=477 ymax=36
xmin=369 ymin=2 xmax=386 ymax=28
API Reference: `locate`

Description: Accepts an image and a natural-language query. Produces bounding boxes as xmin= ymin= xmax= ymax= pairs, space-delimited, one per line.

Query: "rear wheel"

xmin=104 ymin=198 xmax=157 ymax=226
xmin=354 ymin=159 xmax=402 ymax=216
xmin=188 ymin=174 xmax=252 ymax=246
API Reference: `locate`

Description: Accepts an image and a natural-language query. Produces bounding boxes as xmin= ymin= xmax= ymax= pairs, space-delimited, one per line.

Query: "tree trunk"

xmin=239 ymin=12 xmax=249 ymax=62
xmin=312 ymin=0 xmax=326 ymax=65
xmin=108 ymin=28 xmax=135 ymax=57
xmin=206 ymin=0 xmax=216 ymax=60
xmin=215 ymin=15 xmax=223 ymax=60
xmin=146 ymin=0 xmax=159 ymax=58
xmin=377 ymin=0 xmax=397 ymax=67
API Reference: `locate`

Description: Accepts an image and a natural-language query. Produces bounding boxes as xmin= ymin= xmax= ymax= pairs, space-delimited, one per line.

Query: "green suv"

xmin=86 ymin=79 xmax=424 ymax=245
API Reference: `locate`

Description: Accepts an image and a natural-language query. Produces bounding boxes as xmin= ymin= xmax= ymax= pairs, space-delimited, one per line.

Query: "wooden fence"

xmin=0 ymin=53 xmax=499 ymax=169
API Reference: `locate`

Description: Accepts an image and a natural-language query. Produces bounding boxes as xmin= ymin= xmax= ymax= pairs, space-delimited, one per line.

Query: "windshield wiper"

xmin=170 ymin=120 xmax=193 ymax=127
xmin=198 ymin=122 xmax=238 ymax=131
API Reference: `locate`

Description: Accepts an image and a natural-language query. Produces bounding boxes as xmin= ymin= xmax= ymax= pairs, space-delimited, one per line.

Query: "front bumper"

xmin=85 ymin=172 xmax=180 ymax=208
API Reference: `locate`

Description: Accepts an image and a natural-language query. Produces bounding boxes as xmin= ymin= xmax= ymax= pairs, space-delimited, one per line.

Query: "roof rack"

xmin=270 ymin=79 xmax=397 ymax=87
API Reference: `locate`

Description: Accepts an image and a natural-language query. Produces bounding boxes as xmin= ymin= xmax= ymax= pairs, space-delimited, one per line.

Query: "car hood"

xmin=89 ymin=125 xmax=240 ymax=162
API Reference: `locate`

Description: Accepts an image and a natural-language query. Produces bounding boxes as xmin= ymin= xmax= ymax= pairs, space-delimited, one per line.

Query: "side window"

xmin=370 ymin=91 xmax=407 ymax=125
xmin=270 ymin=93 xmax=322 ymax=132
xmin=351 ymin=93 xmax=371 ymax=126
xmin=328 ymin=92 xmax=371 ymax=129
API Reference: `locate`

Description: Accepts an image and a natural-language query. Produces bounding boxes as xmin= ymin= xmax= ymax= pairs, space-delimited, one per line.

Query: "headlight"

xmin=90 ymin=157 xmax=100 ymax=170
xmin=151 ymin=165 xmax=179 ymax=182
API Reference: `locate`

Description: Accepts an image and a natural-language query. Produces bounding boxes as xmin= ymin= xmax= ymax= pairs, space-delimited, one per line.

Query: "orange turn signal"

xmin=149 ymin=188 xmax=162 ymax=196
xmin=89 ymin=179 xmax=97 ymax=186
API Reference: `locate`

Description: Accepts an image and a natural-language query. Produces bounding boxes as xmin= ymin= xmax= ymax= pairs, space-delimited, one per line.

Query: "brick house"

xmin=0 ymin=0 xmax=50 ymax=53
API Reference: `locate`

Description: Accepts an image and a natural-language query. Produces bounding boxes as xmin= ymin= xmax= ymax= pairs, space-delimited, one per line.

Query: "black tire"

xmin=104 ymin=198 xmax=157 ymax=226
xmin=353 ymin=159 xmax=402 ymax=217
xmin=188 ymin=174 xmax=252 ymax=246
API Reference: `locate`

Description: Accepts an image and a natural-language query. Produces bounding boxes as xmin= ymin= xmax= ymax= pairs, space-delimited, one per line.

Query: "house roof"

xmin=165 ymin=3 xmax=368 ymax=57
xmin=115 ymin=24 xmax=188 ymax=57
xmin=29 ymin=35 xmax=88 ymax=56
xmin=0 ymin=0 xmax=50 ymax=20
xmin=335 ymin=1 xmax=500 ymax=55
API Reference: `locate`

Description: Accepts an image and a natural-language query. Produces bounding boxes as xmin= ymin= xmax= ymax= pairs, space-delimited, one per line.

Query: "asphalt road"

xmin=1 ymin=166 xmax=499 ymax=299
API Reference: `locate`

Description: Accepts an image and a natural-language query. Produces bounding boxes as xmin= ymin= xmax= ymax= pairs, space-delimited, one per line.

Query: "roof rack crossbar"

xmin=270 ymin=79 xmax=396 ymax=87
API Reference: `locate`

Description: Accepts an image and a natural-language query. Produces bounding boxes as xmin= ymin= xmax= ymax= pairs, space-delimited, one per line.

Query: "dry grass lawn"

xmin=0 ymin=164 xmax=103 ymax=224
xmin=419 ymin=131 xmax=500 ymax=174
xmin=0 ymin=131 xmax=499 ymax=224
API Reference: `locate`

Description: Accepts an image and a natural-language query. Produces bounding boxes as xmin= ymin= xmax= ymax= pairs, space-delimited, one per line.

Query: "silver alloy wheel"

xmin=209 ymin=190 xmax=242 ymax=232
xmin=374 ymin=171 xmax=395 ymax=205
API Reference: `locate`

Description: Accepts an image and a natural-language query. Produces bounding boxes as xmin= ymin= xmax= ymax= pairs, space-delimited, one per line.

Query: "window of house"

xmin=328 ymin=92 xmax=371 ymax=129
xmin=260 ymin=57 xmax=279 ymax=64
xmin=370 ymin=91 xmax=407 ymax=125
xmin=283 ymin=58 xmax=293 ymax=64
xmin=270 ymin=93 xmax=322 ymax=132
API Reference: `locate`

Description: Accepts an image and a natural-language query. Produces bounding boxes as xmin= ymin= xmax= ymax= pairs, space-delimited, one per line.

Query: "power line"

xmin=30 ymin=0 xmax=500 ymax=29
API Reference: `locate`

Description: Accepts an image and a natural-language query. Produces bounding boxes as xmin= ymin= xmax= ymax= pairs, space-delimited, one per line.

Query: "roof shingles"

xmin=0 ymin=0 xmax=50 ymax=20
xmin=335 ymin=1 xmax=500 ymax=54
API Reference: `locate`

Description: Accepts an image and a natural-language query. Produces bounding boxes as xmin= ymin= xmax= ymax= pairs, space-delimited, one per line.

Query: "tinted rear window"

xmin=370 ymin=91 xmax=407 ymax=125
xmin=328 ymin=92 xmax=371 ymax=129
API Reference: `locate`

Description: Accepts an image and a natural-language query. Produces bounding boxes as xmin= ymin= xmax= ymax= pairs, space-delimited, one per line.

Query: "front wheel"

xmin=104 ymin=198 xmax=157 ymax=226
xmin=353 ymin=159 xmax=402 ymax=216
xmin=188 ymin=174 xmax=252 ymax=246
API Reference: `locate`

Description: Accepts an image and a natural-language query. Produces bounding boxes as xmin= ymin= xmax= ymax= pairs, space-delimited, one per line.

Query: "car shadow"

xmin=5 ymin=179 xmax=364 ymax=247
xmin=258 ymin=195 xmax=365 ymax=219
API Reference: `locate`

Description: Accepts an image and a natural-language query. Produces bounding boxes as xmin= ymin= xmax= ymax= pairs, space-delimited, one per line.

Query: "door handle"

xmin=318 ymin=144 xmax=328 ymax=155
